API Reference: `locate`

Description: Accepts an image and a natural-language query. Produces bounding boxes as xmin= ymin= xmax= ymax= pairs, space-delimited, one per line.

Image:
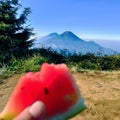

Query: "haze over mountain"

xmin=33 ymin=31 xmax=117 ymax=55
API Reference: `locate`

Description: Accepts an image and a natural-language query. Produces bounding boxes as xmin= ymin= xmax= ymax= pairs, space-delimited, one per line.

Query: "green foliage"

xmin=7 ymin=55 xmax=48 ymax=73
xmin=81 ymin=60 xmax=97 ymax=70
xmin=0 ymin=0 xmax=34 ymax=63
xmin=0 ymin=65 xmax=13 ymax=81
xmin=35 ymin=48 xmax=120 ymax=71
xmin=38 ymin=48 xmax=67 ymax=63
xmin=1 ymin=48 xmax=120 ymax=77
xmin=99 ymin=55 xmax=120 ymax=70
xmin=66 ymin=53 xmax=120 ymax=71
xmin=68 ymin=53 xmax=82 ymax=63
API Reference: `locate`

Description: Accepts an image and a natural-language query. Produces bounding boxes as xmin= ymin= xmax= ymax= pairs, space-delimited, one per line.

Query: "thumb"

xmin=14 ymin=101 xmax=46 ymax=120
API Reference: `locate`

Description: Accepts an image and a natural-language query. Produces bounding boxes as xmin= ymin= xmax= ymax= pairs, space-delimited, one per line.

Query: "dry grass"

xmin=71 ymin=71 xmax=120 ymax=120
xmin=0 ymin=71 xmax=120 ymax=120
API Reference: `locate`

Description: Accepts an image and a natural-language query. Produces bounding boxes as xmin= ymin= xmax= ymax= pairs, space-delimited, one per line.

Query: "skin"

xmin=13 ymin=101 xmax=46 ymax=120
xmin=0 ymin=99 xmax=86 ymax=120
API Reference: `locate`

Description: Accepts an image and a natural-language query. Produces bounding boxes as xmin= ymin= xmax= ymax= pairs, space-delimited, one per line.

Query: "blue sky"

xmin=19 ymin=0 xmax=120 ymax=52
xmin=20 ymin=0 xmax=120 ymax=40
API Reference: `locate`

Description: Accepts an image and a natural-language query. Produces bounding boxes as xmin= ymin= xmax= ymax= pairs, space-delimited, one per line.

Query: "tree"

xmin=0 ymin=0 xmax=34 ymax=60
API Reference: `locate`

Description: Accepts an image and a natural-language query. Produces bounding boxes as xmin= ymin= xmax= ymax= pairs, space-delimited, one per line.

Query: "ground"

xmin=0 ymin=71 xmax=120 ymax=120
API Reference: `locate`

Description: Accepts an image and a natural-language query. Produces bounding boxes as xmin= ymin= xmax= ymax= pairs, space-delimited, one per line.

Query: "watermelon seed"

xmin=21 ymin=86 xmax=24 ymax=90
xmin=44 ymin=88 xmax=49 ymax=95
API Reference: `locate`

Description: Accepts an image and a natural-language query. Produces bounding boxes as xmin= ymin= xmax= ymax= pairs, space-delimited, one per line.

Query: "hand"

xmin=13 ymin=101 xmax=46 ymax=120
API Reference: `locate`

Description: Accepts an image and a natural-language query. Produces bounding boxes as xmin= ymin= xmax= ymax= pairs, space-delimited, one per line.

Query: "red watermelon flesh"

xmin=0 ymin=63 xmax=86 ymax=120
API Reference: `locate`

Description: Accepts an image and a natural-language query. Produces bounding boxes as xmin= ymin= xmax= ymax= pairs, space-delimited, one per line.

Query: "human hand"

xmin=13 ymin=101 xmax=46 ymax=120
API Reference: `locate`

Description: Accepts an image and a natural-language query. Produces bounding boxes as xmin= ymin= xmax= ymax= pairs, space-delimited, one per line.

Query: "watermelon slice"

xmin=0 ymin=63 xmax=86 ymax=120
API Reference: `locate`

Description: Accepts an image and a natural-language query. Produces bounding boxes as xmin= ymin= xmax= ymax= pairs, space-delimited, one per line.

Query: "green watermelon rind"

xmin=49 ymin=97 xmax=86 ymax=120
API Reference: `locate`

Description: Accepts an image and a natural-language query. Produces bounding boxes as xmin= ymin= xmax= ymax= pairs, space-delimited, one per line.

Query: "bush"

xmin=0 ymin=65 xmax=13 ymax=81
xmin=99 ymin=56 xmax=120 ymax=70
xmin=81 ymin=60 xmax=97 ymax=70
xmin=8 ymin=55 xmax=48 ymax=73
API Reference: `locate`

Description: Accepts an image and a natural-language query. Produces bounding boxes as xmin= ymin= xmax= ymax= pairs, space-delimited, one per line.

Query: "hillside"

xmin=0 ymin=71 xmax=120 ymax=119
xmin=33 ymin=31 xmax=117 ymax=55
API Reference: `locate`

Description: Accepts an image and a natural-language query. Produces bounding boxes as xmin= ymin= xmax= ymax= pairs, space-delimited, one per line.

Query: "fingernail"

xmin=29 ymin=101 xmax=45 ymax=118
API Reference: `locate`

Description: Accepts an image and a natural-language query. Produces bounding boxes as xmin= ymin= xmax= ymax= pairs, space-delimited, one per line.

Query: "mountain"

xmin=33 ymin=31 xmax=117 ymax=55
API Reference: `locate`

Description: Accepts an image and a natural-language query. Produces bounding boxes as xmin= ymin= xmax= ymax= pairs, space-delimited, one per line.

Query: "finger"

xmin=14 ymin=101 xmax=46 ymax=120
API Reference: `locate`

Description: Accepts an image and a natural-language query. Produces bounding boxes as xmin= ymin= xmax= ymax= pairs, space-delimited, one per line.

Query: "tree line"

xmin=34 ymin=48 xmax=120 ymax=71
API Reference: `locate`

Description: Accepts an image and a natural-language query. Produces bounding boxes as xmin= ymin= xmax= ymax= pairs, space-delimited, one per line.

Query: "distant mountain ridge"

xmin=33 ymin=31 xmax=117 ymax=55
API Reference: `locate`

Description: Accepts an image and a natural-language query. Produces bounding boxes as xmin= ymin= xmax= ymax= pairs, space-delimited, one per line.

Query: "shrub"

xmin=8 ymin=55 xmax=48 ymax=73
